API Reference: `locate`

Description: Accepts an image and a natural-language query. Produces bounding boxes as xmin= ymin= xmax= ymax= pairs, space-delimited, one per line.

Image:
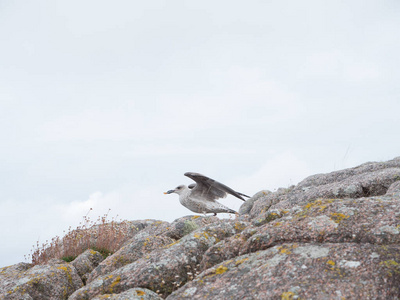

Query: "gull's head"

xmin=164 ymin=185 xmax=187 ymax=195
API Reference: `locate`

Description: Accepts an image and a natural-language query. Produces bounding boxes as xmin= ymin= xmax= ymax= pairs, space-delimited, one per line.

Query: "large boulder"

xmin=87 ymin=234 xmax=174 ymax=282
xmin=0 ymin=260 xmax=83 ymax=299
xmin=168 ymin=242 xmax=400 ymax=299
xmin=71 ymin=249 xmax=104 ymax=284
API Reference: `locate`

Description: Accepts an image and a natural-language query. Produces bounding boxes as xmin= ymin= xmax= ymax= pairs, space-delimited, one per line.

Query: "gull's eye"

xmin=177 ymin=186 xmax=181 ymax=190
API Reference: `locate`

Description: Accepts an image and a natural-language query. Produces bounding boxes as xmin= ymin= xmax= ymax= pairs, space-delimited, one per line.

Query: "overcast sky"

xmin=1 ymin=0 xmax=399 ymax=267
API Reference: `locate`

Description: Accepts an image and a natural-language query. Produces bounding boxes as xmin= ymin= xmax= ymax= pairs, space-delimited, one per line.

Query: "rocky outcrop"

xmin=69 ymin=220 xmax=249 ymax=299
xmin=1 ymin=157 xmax=400 ymax=299
xmin=0 ymin=260 xmax=83 ymax=299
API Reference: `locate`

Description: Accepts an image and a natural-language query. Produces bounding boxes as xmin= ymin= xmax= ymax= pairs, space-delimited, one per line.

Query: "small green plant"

xmin=61 ymin=256 xmax=77 ymax=263
xmin=91 ymin=246 xmax=113 ymax=259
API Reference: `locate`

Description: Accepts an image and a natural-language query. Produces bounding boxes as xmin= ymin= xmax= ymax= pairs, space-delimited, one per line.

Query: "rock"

xmin=168 ymin=243 xmax=400 ymax=299
xmin=69 ymin=220 xmax=246 ymax=299
xmin=163 ymin=215 xmax=220 ymax=240
xmin=245 ymin=196 xmax=400 ymax=254
xmin=71 ymin=249 xmax=104 ymax=284
xmin=250 ymin=157 xmax=400 ymax=216
xmin=250 ymin=208 xmax=286 ymax=227
xmin=199 ymin=225 xmax=254 ymax=271
xmin=238 ymin=190 xmax=271 ymax=215
xmin=0 ymin=262 xmax=83 ymax=299
xmin=387 ymin=180 xmax=400 ymax=195
xmin=87 ymin=234 xmax=174 ymax=282
xmin=92 ymin=287 xmax=162 ymax=300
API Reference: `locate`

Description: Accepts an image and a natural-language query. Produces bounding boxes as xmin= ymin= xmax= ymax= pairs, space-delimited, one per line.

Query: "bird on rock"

xmin=164 ymin=172 xmax=250 ymax=216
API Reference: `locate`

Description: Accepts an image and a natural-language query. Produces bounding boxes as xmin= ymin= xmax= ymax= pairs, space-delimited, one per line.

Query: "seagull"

xmin=164 ymin=172 xmax=250 ymax=216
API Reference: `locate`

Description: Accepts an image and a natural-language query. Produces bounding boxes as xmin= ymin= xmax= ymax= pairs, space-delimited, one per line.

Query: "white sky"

xmin=1 ymin=0 xmax=399 ymax=267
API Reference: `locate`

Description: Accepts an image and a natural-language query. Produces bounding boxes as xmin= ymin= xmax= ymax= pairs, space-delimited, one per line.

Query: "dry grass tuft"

xmin=26 ymin=208 xmax=131 ymax=265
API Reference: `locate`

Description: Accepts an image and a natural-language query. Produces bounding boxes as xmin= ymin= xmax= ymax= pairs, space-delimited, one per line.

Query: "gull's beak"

xmin=164 ymin=190 xmax=174 ymax=194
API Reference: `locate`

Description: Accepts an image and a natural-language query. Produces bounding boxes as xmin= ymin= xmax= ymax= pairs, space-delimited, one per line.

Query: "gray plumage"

xmin=164 ymin=172 xmax=250 ymax=215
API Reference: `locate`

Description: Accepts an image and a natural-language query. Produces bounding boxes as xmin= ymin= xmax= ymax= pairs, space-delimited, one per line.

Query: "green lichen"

xmin=380 ymin=259 xmax=400 ymax=277
xmin=183 ymin=220 xmax=198 ymax=235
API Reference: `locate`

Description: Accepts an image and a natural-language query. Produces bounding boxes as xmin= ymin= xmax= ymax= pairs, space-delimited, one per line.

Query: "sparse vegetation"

xmin=26 ymin=208 xmax=131 ymax=265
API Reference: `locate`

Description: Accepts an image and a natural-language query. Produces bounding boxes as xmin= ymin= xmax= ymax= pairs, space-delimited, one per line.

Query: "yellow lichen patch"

xmin=215 ymin=265 xmax=228 ymax=275
xmin=57 ymin=265 xmax=73 ymax=285
xmin=277 ymin=244 xmax=298 ymax=255
xmin=165 ymin=240 xmax=179 ymax=248
xmin=96 ymin=295 xmax=112 ymax=299
xmin=380 ymin=259 xmax=400 ymax=275
xmin=106 ymin=275 xmax=121 ymax=293
xmin=191 ymin=215 xmax=201 ymax=219
xmin=234 ymin=222 xmax=246 ymax=231
xmin=234 ymin=258 xmax=249 ymax=266
xmin=327 ymin=260 xmax=336 ymax=266
xmin=143 ymin=237 xmax=151 ymax=248
xmin=304 ymin=199 xmax=334 ymax=210
xmin=136 ymin=290 xmax=146 ymax=296
xmin=296 ymin=199 xmax=335 ymax=218
xmin=194 ymin=231 xmax=211 ymax=240
xmin=330 ymin=213 xmax=349 ymax=223
xmin=274 ymin=222 xmax=282 ymax=227
xmin=281 ymin=291 xmax=295 ymax=299
xmin=278 ymin=247 xmax=291 ymax=255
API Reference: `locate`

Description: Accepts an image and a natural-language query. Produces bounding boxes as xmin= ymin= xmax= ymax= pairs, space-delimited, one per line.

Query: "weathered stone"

xmin=199 ymin=225 xmax=255 ymax=271
xmin=245 ymin=197 xmax=400 ymax=254
xmin=250 ymin=208 xmax=286 ymax=227
xmin=69 ymin=220 xmax=246 ymax=299
xmin=250 ymin=157 xmax=400 ymax=217
xmin=88 ymin=234 xmax=174 ymax=282
xmin=168 ymin=243 xmax=400 ymax=299
xmin=71 ymin=249 xmax=104 ymax=284
xmin=0 ymin=262 xmax=83 ymax=299
xmin=162 ymin=215 xmax=219 ymax=240
xmin=387 ymin=180 xmax=400 ymax=195
xmin=238 ymin=190 xmax=271 ymax=215
xmin=92 ymin=287 xmax=162 ymax=300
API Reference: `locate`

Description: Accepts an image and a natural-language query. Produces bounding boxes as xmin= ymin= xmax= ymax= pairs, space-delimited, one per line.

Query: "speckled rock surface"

xmin=162 ymin=215 xmax=220 ymax=240
xmin=87 ymin=234 xmax=174 ymax=283
xmin=168 ymin=243 xmax=400 ymax=299
xmin=238 ymin=190 xmax=271 ymax=215
xmin=71 ymin=249 xmax=104 ymax=284
xmin=0 ymin=261 xmax=83 ymax=299
xmin=245 ymin=196 xmax=400 ymax=254
xmin=92 ymin=287 xmax=162 ymax=300
xmin=250 ymin=156 xmax=400 ymax=216
xmin=69 ymin=220 xmax=247 ymax=299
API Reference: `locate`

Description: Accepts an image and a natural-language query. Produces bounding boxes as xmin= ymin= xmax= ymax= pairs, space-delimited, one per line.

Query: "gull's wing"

xmin=184 ymin=172 xmax=249 ymax=202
